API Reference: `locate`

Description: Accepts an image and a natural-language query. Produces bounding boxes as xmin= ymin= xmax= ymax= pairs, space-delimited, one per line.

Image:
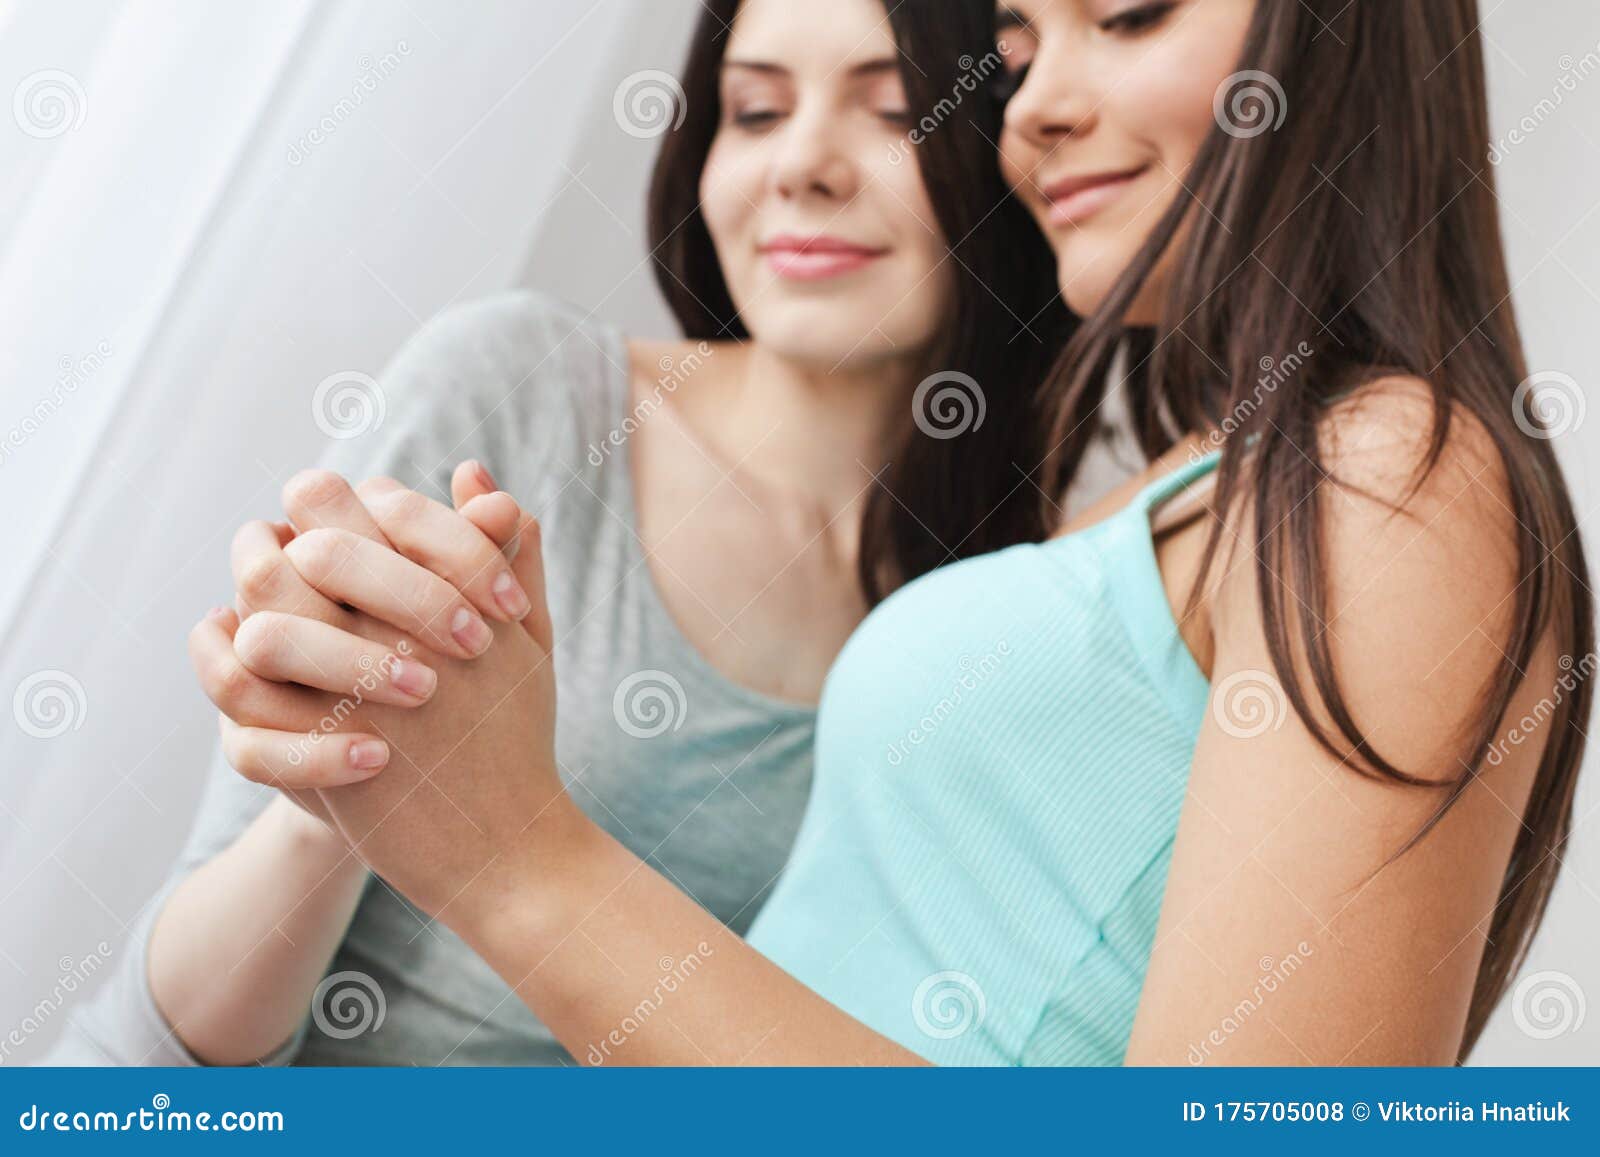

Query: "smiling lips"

xmin=761 ymin=234 xmax=890 ymax=280
xmin=1041 ymin=164 xmax=1149 ymax=226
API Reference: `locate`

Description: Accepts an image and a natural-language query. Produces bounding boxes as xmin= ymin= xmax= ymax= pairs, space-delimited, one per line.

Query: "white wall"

xmin=1470 ymin=0 xmax=1600 ymax=1065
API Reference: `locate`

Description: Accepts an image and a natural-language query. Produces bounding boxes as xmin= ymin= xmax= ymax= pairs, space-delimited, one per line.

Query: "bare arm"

xmin=459 ymin=808 xmax=924 ymax=1066
xmin=146 ymin=796 xmax=368 ymax=1065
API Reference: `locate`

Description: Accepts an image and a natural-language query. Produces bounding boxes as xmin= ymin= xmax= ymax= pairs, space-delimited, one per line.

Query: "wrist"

xmin=267 ymin=795 xmax=363 ymax=873
xmin=450 ymin=794 xmax=607 ymax=963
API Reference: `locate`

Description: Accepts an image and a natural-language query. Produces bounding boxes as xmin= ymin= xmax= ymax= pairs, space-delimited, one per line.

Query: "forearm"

xmin=458 ymin=806 xmax=924 ymax=1066
xmin=147 ymin=795 xmax=369 ymax=1065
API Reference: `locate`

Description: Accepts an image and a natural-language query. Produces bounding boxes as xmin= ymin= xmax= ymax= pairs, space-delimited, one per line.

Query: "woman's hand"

xmin=190 ymin=462 xmax=583 ymax=924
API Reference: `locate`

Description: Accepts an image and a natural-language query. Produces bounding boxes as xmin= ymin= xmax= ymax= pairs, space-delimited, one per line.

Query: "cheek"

xmin=698 ymin=142 xmax=760 ymax=247
xmin=870 ymin=155 xmax=945 ymax=261
xmin=998 ymin=130 xmax=1035 ymax=198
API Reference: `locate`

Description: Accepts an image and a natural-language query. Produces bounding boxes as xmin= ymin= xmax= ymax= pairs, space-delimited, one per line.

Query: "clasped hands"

xmin=187 ymin=462 xmax=586 ymax=931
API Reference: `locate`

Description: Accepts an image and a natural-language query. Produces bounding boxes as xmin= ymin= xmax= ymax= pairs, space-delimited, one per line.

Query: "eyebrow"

xmin=722 ymin=57 xmax=902 ymax=80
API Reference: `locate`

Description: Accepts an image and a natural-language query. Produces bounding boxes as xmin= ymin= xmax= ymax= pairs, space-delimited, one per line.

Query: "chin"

xmin=1053 ymin=240 xmax=1150 ymax=323
xmin=745 ymin=299 xmax=908 ymax=368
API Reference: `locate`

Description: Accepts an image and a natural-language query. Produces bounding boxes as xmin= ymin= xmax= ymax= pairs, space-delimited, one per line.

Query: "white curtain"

xmin=0 ymin=0 xmax=691 ymax=1062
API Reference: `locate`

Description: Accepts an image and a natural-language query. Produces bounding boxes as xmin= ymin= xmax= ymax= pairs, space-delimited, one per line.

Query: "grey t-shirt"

xmin=48 ymin=292 xmax=818 ymax=1066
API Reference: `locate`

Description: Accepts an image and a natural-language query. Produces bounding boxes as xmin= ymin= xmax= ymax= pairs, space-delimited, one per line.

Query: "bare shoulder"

xmin=1212 ymin=373 xmax=1551 ymax=781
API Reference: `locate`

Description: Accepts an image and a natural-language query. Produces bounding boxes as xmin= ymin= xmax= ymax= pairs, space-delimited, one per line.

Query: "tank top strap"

xmin=1128 ymin=446 xmax=1224 ymax=517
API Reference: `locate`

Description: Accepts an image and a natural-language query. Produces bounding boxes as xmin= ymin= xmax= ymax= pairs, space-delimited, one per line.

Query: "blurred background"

xmin=0 ymin=0 xmax=1595 ymax=1065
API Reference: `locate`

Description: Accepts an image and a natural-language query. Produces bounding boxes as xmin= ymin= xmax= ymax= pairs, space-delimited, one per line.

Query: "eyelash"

xmin=729 ymin=109 xmax=912 ymax=131
xmin=1099 ymin=2 xmax=1176 ymax=36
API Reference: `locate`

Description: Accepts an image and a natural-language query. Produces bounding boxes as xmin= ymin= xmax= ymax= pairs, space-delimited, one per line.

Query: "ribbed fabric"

xmin=746 ymin=451 xmax=1221 ymax=1066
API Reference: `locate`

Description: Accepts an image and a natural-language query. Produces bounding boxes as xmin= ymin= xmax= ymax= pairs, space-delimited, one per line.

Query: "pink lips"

xmin=761 ymin=234 xmax=889 ymax=281
xmin=1041 ymin=165 xmax=1149 ymax=227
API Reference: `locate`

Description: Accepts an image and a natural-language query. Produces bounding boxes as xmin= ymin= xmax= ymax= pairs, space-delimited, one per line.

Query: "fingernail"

xmin=207 ymin=606 xmax=231 ymax=621
xmin=389 ymin=659 xmax=437 ymax=701
xmin=474 ymin=461 xmax=496 ymax=491
xmin=492 ymin=571 xmax=531 ymax=620
xmin=451 ymin=606 xmax=493 ymax=655
xmin=347 ymin=740 xmax=389 ymax=773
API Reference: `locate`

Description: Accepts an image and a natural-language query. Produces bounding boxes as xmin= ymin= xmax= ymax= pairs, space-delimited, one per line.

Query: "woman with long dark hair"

xmin=190 ymin=0 xmax=1589 ymax=1066
xmin=58 ymin=0 xmax=1073 ymax=1066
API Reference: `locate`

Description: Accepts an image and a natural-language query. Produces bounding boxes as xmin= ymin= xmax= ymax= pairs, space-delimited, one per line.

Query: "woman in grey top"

xmin=51 ymin=0 xmax=1082 ymax=1066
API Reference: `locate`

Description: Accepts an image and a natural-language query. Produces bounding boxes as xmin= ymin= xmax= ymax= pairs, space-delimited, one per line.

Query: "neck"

xmin=684 ymin=342 xmax=916 ymax=520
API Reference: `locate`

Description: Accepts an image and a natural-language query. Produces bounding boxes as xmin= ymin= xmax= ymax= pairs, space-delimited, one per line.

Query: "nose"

xmin=768 ymin=108 xmax=858 ymax=202
xmin=1003 ymin=46 xmax=1097 ymax=157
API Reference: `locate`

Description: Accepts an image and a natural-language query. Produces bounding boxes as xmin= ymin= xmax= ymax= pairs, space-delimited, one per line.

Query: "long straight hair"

xmin=647 ymin=0 xmax=1069 ymax=599
xmin=1030 ymin=0 xmax=1592 ymax=1060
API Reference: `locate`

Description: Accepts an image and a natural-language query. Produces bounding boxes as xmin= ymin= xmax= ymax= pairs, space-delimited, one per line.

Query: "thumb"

xmin=508 ymin=513 xmax=552 ymax=654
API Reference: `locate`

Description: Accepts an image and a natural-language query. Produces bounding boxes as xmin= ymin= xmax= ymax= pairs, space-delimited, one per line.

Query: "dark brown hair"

xmin=1030 ymin=0 xmax=1592 ymax=1060
xmin=647 ymin=0 xmax=1070 ymax=599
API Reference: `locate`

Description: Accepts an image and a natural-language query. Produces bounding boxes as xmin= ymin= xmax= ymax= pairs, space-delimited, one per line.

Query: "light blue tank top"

xmin=746 ymin=449 xmax=1223 ymax=1065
